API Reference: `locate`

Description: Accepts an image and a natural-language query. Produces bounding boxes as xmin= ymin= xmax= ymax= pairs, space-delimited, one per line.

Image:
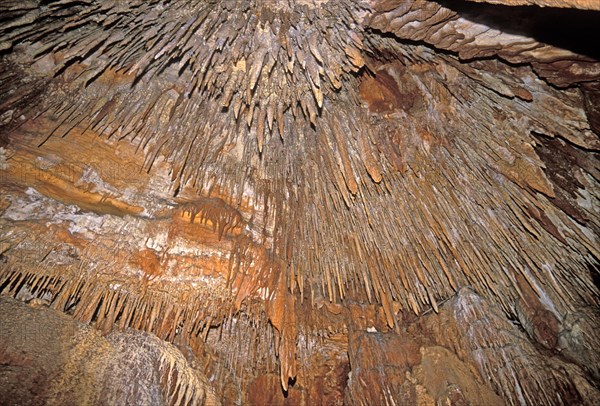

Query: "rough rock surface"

xmin=0 ymin=0 xmax=599 ymax=404
xmin=464 ymin=0 xmax=600 ymax=10
xmin=0 ymin=297 xmax=218 ymax=405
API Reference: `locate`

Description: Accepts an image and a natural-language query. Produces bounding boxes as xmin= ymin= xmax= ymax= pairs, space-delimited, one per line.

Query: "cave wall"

xmin=0 ymin=0 xmax=599 ymax=404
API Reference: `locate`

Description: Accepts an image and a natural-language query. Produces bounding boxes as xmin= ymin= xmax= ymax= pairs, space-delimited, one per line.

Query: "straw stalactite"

xmin=0 ymin=0 xmax=599 ymax=403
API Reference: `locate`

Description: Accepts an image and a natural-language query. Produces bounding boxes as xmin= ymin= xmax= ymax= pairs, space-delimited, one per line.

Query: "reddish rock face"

xmin=1 ymin=0 xmax=599 ymax=404
xmin=359 ymin=67 xmax=417 ymax=114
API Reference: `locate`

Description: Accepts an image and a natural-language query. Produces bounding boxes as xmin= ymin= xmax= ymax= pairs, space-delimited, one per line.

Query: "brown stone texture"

xmin=0 ymin=0 xmax=599 ymax=404
xmin=464 ymin=0 xmax=600 ymax=10
xmin=0 ymin=297 xmax=219 ymax=405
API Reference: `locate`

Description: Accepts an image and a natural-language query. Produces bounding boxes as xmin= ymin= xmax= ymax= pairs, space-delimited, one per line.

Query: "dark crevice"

xmin=437 ymin=0 xmax=600 ymax=60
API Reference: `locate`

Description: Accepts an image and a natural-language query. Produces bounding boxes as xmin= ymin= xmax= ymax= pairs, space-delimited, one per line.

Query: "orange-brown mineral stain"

xmin=132 ymin=249 xmax=162 ymax=278
xmin=359 ymin=69 xmax=414 ymax=114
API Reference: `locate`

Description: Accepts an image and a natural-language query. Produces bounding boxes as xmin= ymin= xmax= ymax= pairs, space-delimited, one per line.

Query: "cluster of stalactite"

xmin=0 ymin=0 xmax=599 ymax=402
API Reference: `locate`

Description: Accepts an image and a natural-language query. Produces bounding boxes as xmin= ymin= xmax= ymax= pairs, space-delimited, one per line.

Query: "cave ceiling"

xmin=0 ymin=0 xmax=599 ymax=404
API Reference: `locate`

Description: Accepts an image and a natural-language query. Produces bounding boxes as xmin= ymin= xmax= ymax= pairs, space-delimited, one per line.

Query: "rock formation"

xmin=0 ymin=0 xmax=598 ymax=404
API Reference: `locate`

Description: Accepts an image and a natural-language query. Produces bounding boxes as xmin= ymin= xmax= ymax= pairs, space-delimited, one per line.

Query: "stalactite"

xmin=0 ymin=0 xmax=599 ymax=402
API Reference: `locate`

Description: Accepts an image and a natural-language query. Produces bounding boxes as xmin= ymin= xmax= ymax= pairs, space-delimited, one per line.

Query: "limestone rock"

xmin=0 ymin=0 xmax=598 ymax=404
